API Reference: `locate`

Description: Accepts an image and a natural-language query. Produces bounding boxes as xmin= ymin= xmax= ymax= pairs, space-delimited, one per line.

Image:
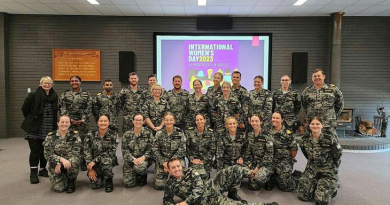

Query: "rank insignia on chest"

xmin=286 ymin=130 xmax=292 ymax=134
xmin=74 ymin=131 xmax=78 ymax=134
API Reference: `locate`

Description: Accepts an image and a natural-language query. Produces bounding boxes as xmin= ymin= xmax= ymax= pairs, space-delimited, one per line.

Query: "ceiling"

xmin=0 ymin=0 xmax=389 ymax=17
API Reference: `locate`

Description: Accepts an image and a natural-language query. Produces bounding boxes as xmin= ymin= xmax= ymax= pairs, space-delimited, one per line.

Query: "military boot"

xmin=139 ymin=174 xmax=147 ymax=187
xmin=66 ymin=180 xmax=76 ymax=193
xmin=80 ymin=159 xmax=87 ymax=171
xmin=331 ymin=190 xmax=337 ymax=198
xmin=264 ymin=203 xmax=279 ymax=205
xmin=105 ymin=178 xmax=114 ymax=192
xmin=227 ymin=190 xmax=247 ymax=204
xmin=39 ymin=168 xmax=49 ymax=177
xmin=30 ymin=168 xmax=39 ymax=184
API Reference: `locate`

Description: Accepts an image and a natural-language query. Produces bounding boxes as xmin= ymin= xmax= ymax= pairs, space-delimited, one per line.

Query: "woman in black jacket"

xmin=21 ymin=76 xmax=58 ymax=184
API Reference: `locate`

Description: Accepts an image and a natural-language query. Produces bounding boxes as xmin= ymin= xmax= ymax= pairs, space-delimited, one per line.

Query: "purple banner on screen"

xmin=184 ymin=40 xmax=238 ymax=92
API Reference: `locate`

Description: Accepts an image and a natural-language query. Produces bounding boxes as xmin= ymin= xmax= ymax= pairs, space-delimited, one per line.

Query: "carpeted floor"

xmin=1 ymin=137 xmax=389 ymax=205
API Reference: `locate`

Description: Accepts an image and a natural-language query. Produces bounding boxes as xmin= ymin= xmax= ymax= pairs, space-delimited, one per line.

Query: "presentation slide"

xmin=155 ymin=34 xmax=271 ymax=93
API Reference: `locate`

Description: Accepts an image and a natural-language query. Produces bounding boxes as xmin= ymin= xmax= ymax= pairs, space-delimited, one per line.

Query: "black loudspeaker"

xmin=292 ymin=52 xmax=308 ymax=83
xmin=197 ymin=17 xmax=233 ymax=29
xmin=119 ymin=51 xmax=135 ymax=82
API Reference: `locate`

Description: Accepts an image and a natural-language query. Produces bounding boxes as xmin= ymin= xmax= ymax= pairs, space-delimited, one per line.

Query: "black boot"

xmin=105 ymin=178 xmax=114 ymax=192
xmin=331 ymin=190 xmax=337 ymax=198
xmin=80 ymin=159 xmax=87 ymax=171
xmin=227 ymin=190 xmax=247 ymax=204
xmin=66 ymin=180 xmax=76 ymax=193
xmin=39 ymin=168 xmax=49 ymax=177
xmin=139 ymin=174 xmax=147 ymax=187
xmin=30 ymin=168 xmax=39 ymax=184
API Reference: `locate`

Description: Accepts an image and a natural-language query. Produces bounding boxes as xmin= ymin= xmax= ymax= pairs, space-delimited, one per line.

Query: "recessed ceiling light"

xmin=87 ymin=0 xmax=100 ymax=5
xmin=198 ymin=0 xmax=207 ymax=6
xmin=293 ymin=0 xmax=307 ymax=6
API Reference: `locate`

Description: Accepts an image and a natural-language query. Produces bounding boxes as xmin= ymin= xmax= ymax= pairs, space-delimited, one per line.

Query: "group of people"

xmin=21 ymin=68 xmax=344 ymax=205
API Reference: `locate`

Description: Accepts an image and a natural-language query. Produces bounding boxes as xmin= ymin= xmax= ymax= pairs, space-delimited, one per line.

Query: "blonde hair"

xmin=221 ymin=81 xmax=231 ymax=89
xmin=214 ymin=72 xmax=223 ymax=79
xmin=164 ymin=112 xmax=175 ymax=120
xmin=40 ymin=76 xmax=53 ymax=85
xmin=151 ymin=84 xmax=163 ymax=96
xmin=225 ymin=116 xmax=237 ymax=125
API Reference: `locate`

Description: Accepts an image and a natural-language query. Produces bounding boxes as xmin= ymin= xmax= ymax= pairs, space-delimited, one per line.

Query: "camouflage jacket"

xmin=185 ymin=94 xmax=212 ymax=127
xmin=162 ymin=89 xmax=189 ymax=126
xmin=272 ymin=88 xmax=301 ymax=126
xmin=216 ymin=132 xmax=247 ymax=169
xmin=270 ymin=126 xmax=298 ymax=161
xmin=300 ymin=132 xmax=342 ymax=172
xmin=205 ymin=85 xmax=222 ymax=109
xmin=248 ymin=89 xmax=273 ymax=122
xmin=119 ymin=85 xmax=146 ymax=118
xmin=185 ymin=127 xmax=216 ymax=163
xmin=301 ymin=84 xmax=344 ymax=128
xmin=59 ymin=89 xmax=92 ymax=123
xmin=244 ymin=130 xmax=274 ymax=169
xmin=84 ymin=129 xmax=119 ymax=164
xmin=153 ymin=127 xmax=187 ymax=166
xmin=122 ymin=127 xmax=154 ymax=161
xmin=142 ymin=99 xmax=170 ymax=126
xmin=92 ymin=91 xmax=121 ymax=128
xmin=212 ymin=95 xmax=242 ymax=127
xmin=232 ymin=85 xmax=250 ymax=119
xmin=43 ymin=130 xmax=82 ymax=166
xmin=163 ymin=168 xmax=204 ymax=205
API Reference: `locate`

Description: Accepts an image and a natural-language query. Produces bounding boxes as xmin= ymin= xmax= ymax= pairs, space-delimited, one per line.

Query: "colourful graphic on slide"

xmin=185 ymin=41 xmax=239 ymax=92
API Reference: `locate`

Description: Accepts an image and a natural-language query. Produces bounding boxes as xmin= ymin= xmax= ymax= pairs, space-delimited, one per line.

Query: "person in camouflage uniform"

xmin=298 ymin=116 xmax=342 ymax=205
xmin=267 ymin=111 xmax=299 ymax=192
xmin=162 ymin=75 xmax=189 ymax=130
xmin=185 ymin=114 xmax=216 ymax=180
xmin=84 ymin=115 xmax=119 ymax=192
xmin=248 ymin=75 xmax=273 ymax=127
xmin=59 ymin=75 xmax=92 ymax=171
xmin=301 ymin=68 xmax=344 ymax=135
xmin=206 ymin=72 xmax=223 ymax=127
xmin=245 ymin=114 xmax=274 ymax=191
xmin=272 ymin=75 xmax=301 ymax=132
xmin=212 ymin=81 xmax=242 ymax=139
xmin=119 ymin=72 xmax=146 ymax=132
xmin=144 ymin=74 xmax=166 ymax=100
xmin=185 ymin=79 xmax=212 ymax=128
xmin=152 ymin=112 xmax=187 ymax=190
xmin=43 ymin=115 xmax=81 ymax=193
xmin=142 ymin=84 xmax=169 ymax=134
xmin=122 ymin=114 xmax=154 ymax=188
xmin=92 ymin=79 xmax=121 ymax=132
xmin=163 ymin=158 xmax=279 ymax=205
xmin=231 ymin=71 xmax=250 ymax=131
xmin=216 ymin=117 xmax=248 ymax=202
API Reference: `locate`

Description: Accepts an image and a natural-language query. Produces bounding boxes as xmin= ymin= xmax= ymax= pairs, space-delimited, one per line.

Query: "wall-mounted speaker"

xmin=197 ymin=17 xmax=233 ymax=29
xmin=292 ymin=52 xmax=308 ymax=83
xmin=119 ymin=51 xmax=134 ymax=82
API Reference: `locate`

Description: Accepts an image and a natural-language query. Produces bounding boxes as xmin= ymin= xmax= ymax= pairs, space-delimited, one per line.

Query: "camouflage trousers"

xmin=123 ymin=159 xmax=153 ymax=187
xmin=248 ymin=166 xmax=274 ymax=190
xmin=122 ymin=115 xmax=135 ymax=133
xmin=297 ymin=168 xmax=338 ymax=205
xmin=155 ymin=158 xmax=185 ymax=190
xmin=87 ymin=157 xmax=114 ymax=189
xmin=69 ymin=123 xmax=88 ymax=166
xmin=188 ymin=162 xmax=211 ymax=181
xmin=268 ymin=158 xmax=297 ymax=192
xmin=203 ymin=165 xmax=265 ymax=205
xmin=48 ymin=162 xmax=79 ymax=192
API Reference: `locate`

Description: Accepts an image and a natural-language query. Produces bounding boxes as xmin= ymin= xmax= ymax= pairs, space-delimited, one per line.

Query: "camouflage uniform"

xmin=269 ymin=126 xmax=298 ymax=192
xmin=244 ymin=130 xmax=274 ymax=190
xmin=272 ymin=88 xmax=301 ymax=131
xmin=122 ymin=127 xmax=154 ymax=187
xmin=301 ymin=84 xmax=344 ymax=134
xmin=141 ymin=98 xmax=170 ymax=132
xmin=185 ymin=127 xmax=216 ymax=180
xmin=92 ymin=91 xmax=121 ymax=132
xmin=43 ymin=130 xmax=81 ymax=192
xmin=162 ymin=89 xmax=189 ymax=130
xmin=248 ymin=89 xmax=273 ymax=125
xmin=119 ymin=86 xmax=146 ymax=132
xmin=152 ymin=127 xmax=187 ymax=190
xmin=59 ymin=89 xmax=92 ymax=135
xmin=163 ymin=165 xmax=268 ymax=205
xmin=212 ymin=95 xmax=241 ymax=138
xmin=216 ymin=132 xmax=247 ymax=172
xmin=84 ymin=129 xmax=119 ymax=189
xmin=143 ymin=87 xmax=166 ymax=101
xmin=185 ymin=93 xmax=212 ymax=128
xmin=232 ymin=85 xmax=250 ymax=130
xmin=298 ymin=133 xmax=342 ymax=205
xmin=206 ymin=86 xmax=223 ymax=128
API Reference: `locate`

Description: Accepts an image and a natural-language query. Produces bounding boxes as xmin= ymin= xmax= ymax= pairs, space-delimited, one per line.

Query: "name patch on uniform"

xmin=236 ymin=138 xmax=243 ymax=142
xmin=203 ymin=135 xmax=211 ymax=138
xmin=324 ymin=89 xmax=333 ymax=93
xmin=142 ymin=134 xmax=149 ymax=138
xmin=257 ymin=138 xmax=266 ymax=142
xmin=172 ymin=135 xmax=181 ymax=140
